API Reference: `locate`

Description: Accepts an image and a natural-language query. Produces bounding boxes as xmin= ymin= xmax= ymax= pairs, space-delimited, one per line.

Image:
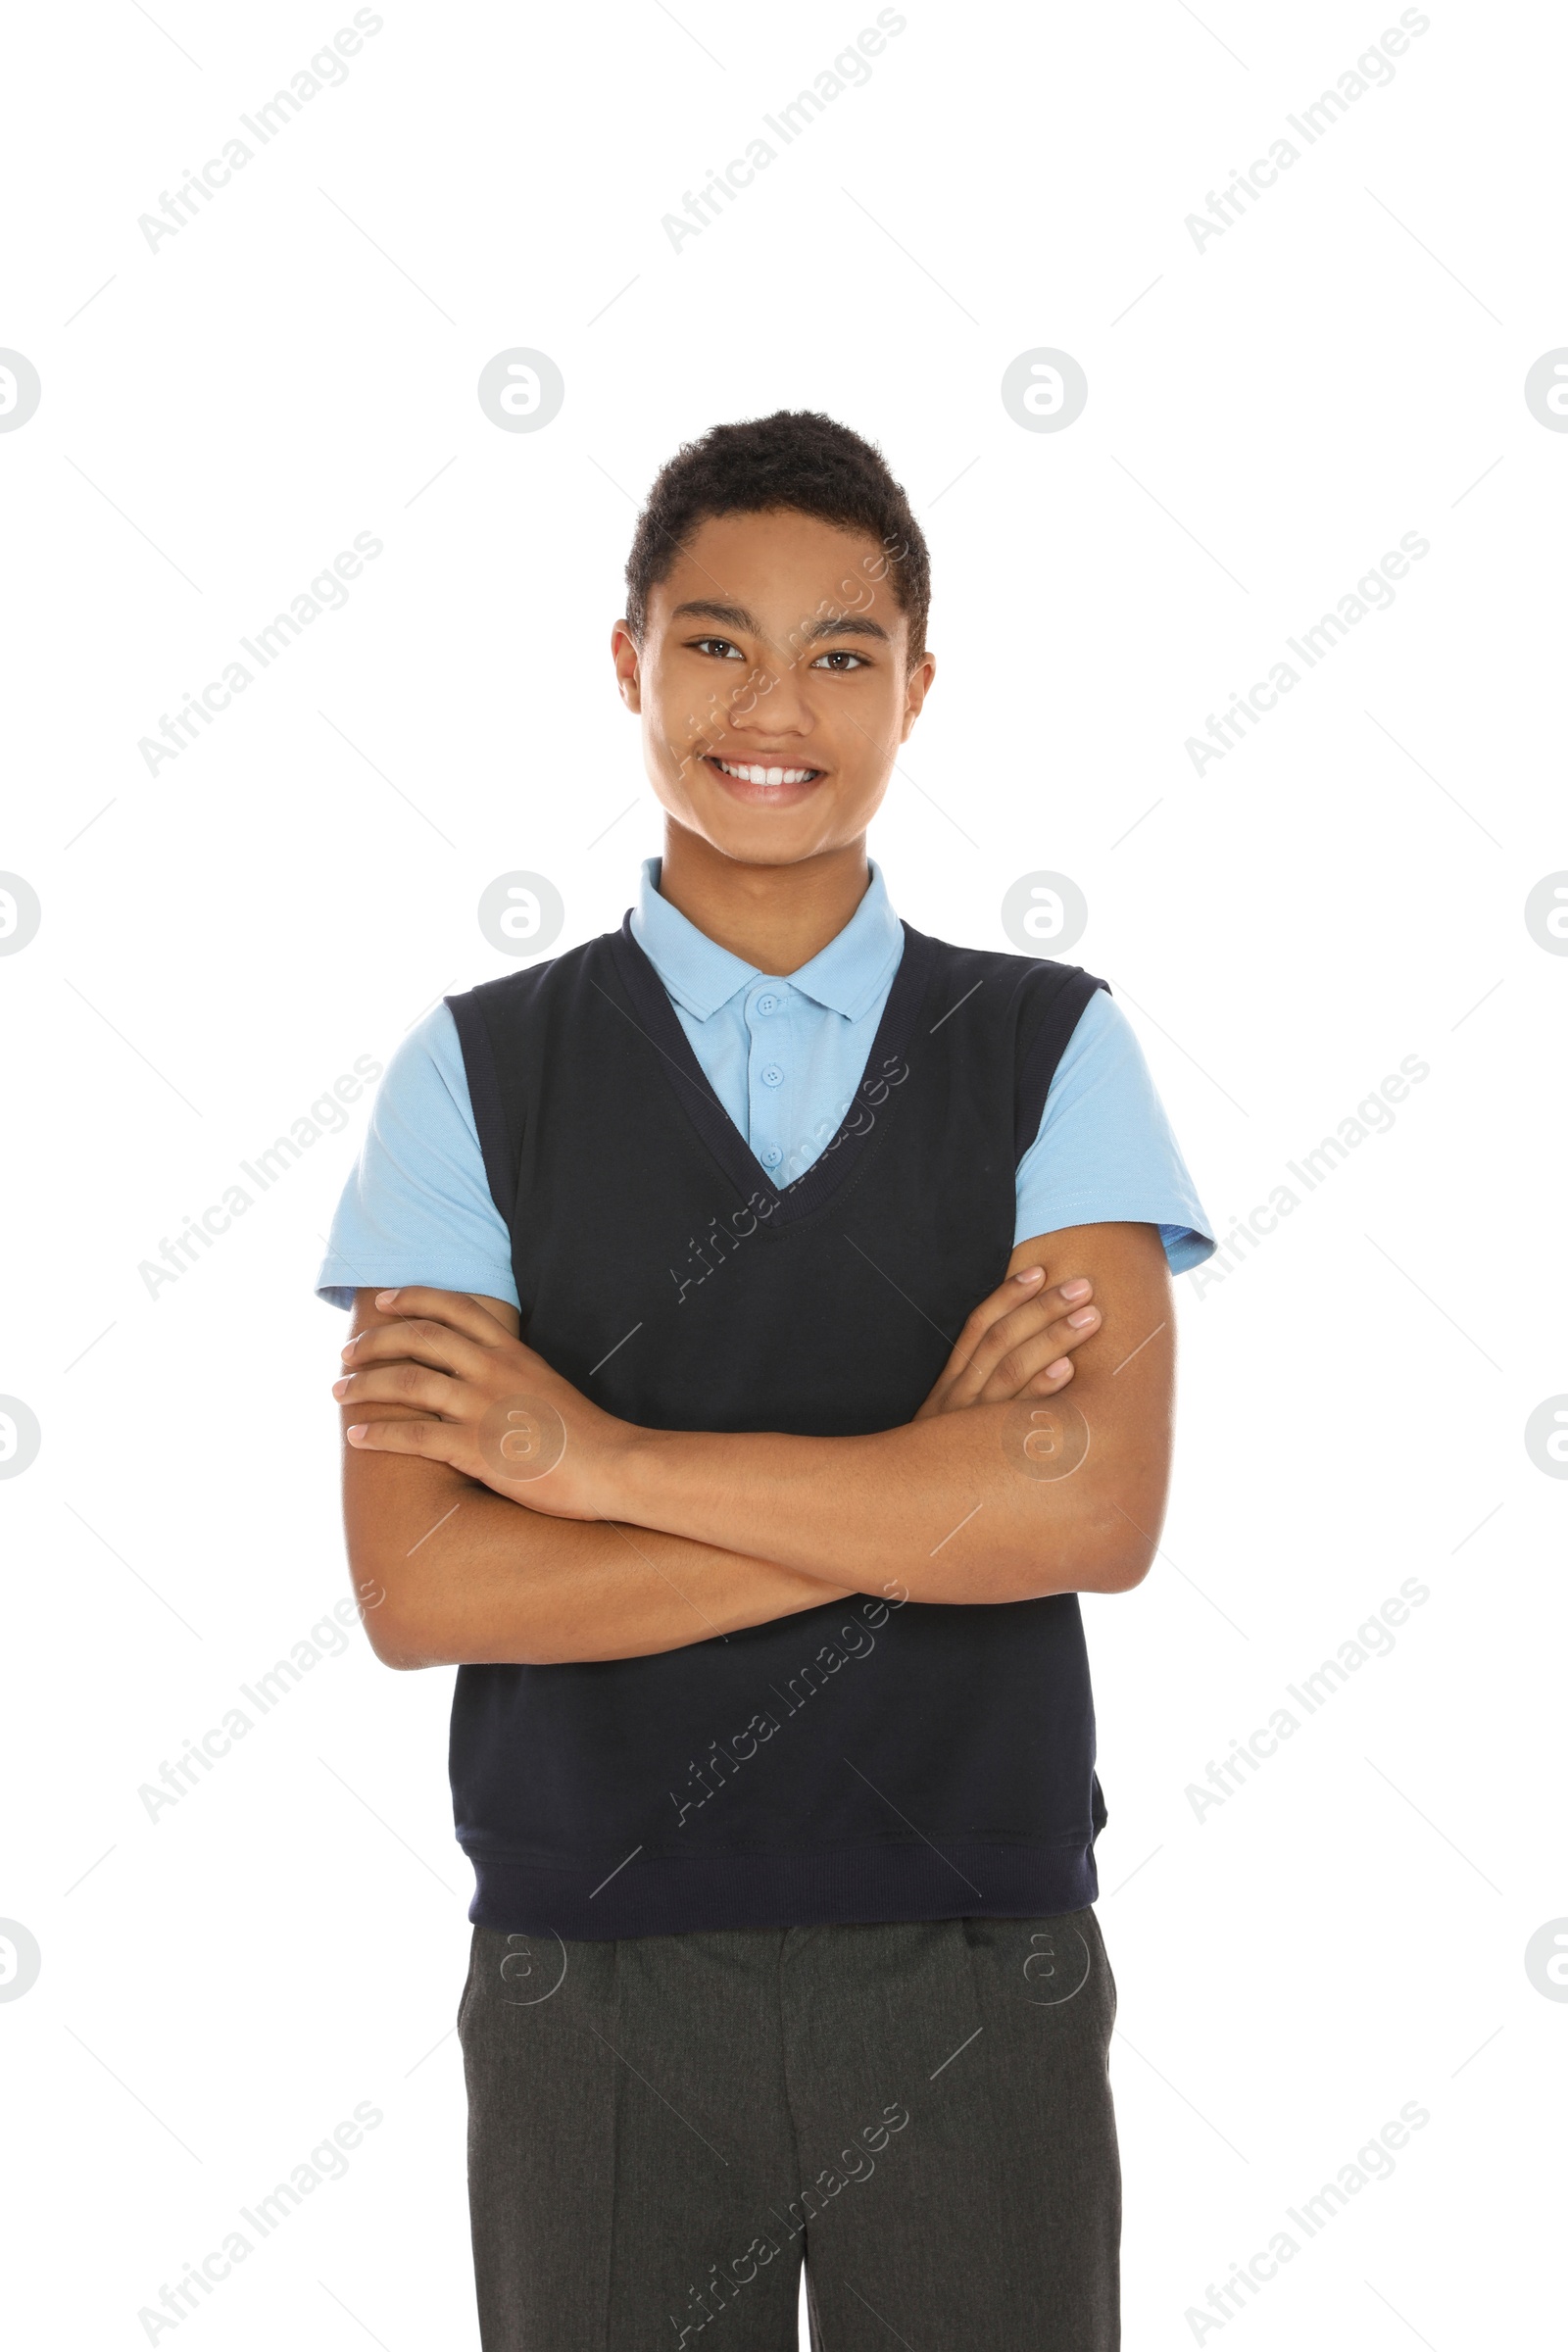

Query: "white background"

xmin=2 ymin=0 xmax=1564 ymax=2344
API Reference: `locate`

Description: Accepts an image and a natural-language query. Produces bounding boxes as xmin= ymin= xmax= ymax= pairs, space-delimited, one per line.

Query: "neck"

xmin=657 ymin=821 xmax=870 ymax=974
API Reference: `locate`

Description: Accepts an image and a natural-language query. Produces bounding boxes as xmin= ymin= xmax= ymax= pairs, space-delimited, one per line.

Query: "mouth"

xmin=703 ymin=753 xmax=824 ymax=805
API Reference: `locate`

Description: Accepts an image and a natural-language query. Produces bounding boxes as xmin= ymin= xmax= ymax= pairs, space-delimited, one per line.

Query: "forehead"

xmin=650 ymin=507 xmax=902 ymax=634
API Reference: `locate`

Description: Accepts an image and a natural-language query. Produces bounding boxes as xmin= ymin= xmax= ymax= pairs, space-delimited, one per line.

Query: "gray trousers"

xmin=458 ymin=1906 xmax=1120 ymax=2349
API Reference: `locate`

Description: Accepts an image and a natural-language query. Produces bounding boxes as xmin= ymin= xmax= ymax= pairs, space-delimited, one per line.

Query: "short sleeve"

xmin=314 ymin=1004 xmax=518 ymax=1311
xmin=1014 ymin=989 xmax=1216 ymax=1273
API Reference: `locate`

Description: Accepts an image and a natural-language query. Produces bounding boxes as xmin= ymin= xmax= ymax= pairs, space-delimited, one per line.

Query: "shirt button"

xmin=755 ymin=992 xmax=779 ymax=1015
xmin=760 ymin=1064 xmax=784 ymax=1088
xmin=760 ymin=1145 xmax=782 ymax=1167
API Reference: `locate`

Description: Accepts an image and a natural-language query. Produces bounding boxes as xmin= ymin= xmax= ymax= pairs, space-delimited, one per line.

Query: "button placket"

xmin=747 ymin=981 xmax=790 ymax=1176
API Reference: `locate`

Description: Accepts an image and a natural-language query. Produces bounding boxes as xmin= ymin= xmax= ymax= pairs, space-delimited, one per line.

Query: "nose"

xmin=728 ymin=657 xmax=813 ymax=737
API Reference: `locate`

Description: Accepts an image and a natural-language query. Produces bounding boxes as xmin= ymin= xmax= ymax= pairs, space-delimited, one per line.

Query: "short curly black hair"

xmin=623 ymin=410 xmax=930 ymax=663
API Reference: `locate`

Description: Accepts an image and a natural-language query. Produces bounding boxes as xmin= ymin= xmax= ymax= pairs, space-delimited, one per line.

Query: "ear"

xmin=611 ymin=619 xmax=643 ymax=712
xmin=901 ymin=650 xmax=936 ymax=739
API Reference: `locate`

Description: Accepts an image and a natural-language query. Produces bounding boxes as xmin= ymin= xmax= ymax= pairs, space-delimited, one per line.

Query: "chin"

xmin=700 ymin=815 xmax=830 ymax=867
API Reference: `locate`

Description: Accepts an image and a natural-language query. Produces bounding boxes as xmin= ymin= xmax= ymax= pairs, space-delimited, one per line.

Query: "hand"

xmin=914 ymin=1263 xmax=1100 ymax=1421
xmin=334 ymin=1287 xmax=632 ymax=1519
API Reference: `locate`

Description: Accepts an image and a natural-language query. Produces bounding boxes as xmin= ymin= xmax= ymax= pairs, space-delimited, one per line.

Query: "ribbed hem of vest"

xmin=463 ymin=1838 xmax=1101 ymax=1940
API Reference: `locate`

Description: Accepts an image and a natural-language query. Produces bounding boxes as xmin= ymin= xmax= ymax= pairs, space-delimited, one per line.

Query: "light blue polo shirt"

xmin=317 ymin=858 xmax=1213 ymax=1308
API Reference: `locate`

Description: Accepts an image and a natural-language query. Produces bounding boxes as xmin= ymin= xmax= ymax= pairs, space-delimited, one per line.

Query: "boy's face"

xmin=612 ymin=508 xmax=935 ymax=866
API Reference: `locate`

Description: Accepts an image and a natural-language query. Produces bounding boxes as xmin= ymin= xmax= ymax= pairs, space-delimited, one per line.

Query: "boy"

xmin=319 ymin=411 xmax=1213 ymax=2349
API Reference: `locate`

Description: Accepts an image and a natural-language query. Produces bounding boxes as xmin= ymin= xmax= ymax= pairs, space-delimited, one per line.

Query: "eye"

xmin=691 ymin=636 xmax=746 ymax=661
xmin=810 ymin=648 xmax=868 ymax=671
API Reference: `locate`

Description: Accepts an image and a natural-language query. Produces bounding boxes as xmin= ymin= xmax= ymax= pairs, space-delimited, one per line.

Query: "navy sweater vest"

xmin=444 ymin=917 xmax=1110 ymax=1938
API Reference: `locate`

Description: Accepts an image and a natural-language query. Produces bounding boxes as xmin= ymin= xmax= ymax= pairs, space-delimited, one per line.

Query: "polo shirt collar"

xmin=630 ymin=856 xmax=904 ymax=1024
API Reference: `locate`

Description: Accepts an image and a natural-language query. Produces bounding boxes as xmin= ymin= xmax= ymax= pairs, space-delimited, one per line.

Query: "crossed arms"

xmin=334 ymin=1221 xmax=1175 ymax=1668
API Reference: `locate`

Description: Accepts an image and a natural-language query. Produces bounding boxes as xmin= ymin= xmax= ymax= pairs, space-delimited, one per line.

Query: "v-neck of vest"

xmin=607 ymin=915 xmax=939 ymax=1224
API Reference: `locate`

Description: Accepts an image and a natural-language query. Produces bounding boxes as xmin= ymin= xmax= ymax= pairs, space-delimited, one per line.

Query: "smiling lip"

xmin=704 ymin=753 xmax=824 ymax=798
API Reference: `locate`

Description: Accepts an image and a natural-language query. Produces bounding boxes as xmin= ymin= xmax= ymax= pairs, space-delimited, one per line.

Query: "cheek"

xmin=836 ymin=688 xmax=904 ymax=770
xmin=647 ymin=662 xmax=741 ymax=754
xmin=638 ymin=678 xmax=709 ymax=786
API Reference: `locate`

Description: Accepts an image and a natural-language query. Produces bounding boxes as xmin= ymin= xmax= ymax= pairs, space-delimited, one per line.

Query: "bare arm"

xmin=339 ymin=1226 xmax=1170 ymax=1633
xmin=340 ymin=1291 xmax=850 ymax=1668
xmin=613 ymin=1223 xmax=1174 ymax=1601
xmin=338 ymin=1256 xmax=1107 ymax=1664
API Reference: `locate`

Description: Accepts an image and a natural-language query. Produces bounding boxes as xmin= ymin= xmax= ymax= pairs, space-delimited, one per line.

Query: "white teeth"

xmin=715 ymin=759 xmax=816 ymax=786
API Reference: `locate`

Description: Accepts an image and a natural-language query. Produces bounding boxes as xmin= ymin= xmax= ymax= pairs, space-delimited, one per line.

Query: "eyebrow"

xmin=669 ymin=597 xmax=892 ymax=646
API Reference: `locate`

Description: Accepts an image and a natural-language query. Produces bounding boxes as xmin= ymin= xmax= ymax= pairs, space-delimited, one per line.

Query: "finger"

xmin=368 ymin=1287 xmax=514 ymax=1347
xmin=951 ymin=1264 xmax=1049 ymax=1353
xmin=1020 ymin=1354 xmax=1076 ymax=1396
xmin=974 ymin=1311 xmax=1101 ymax=1402
xmin=956 ymin=1274 xmax=1092 ymax=1358
xmin=344 ymin=1416 xmax=465 ymax=1461
xmin=945 ymin=1284 xmax=1097 ymax=1405
xmin=984 ymin=1296 xmax=1100 ymax=1374
xmin=334 ymin=1363 xmax=468 ymax=1417
xmin=919 ymin=1287 xmax=1023 ymax=1414
xmin=342 ymin=1316 xmax=494 ymax=1378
